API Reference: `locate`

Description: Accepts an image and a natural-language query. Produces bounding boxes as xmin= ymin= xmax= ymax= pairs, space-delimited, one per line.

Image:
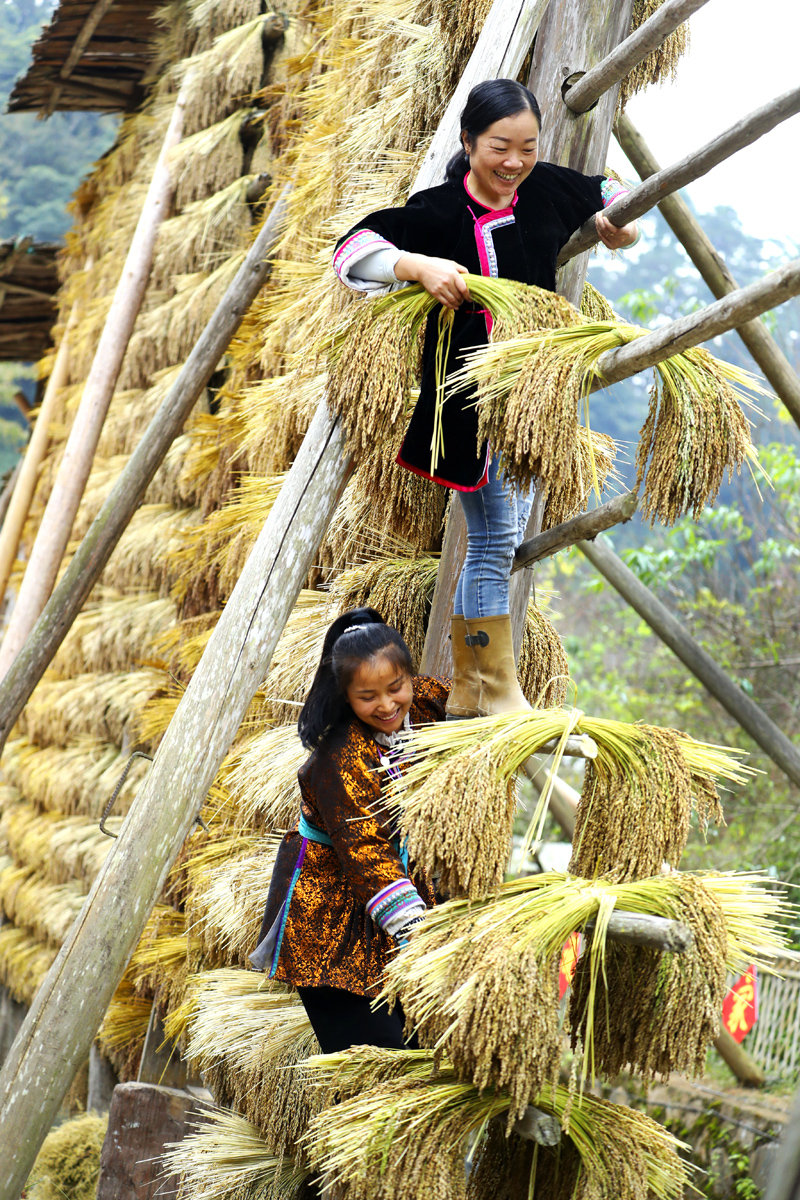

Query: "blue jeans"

xmin=453 ymin=457 xmax=534 ymax=619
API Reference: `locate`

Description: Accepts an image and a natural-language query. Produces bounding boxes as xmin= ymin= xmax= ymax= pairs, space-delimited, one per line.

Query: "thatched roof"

xmin=7 ymin=0 xmax=162 ymax=115
xmin=0 ymin=238 xmax=60 ymax=361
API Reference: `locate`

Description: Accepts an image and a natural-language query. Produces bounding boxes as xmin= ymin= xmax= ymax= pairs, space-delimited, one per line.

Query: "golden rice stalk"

xmin=188 ymin=0 xmax=263 ymax=38
xmin=128 ymin=905 xmax=199 ymax=1008
xmin=171 ymin=109 xmax=252 ymax=210
xmin=0 ymin=867 xmax=85 ymax=947
xmin=187 ymin=840 xmax=275 ymax=963
xmin=98 ymin=977 xmax=154 ymax=1077
xmin=518 ymin=601 xmax=570 ymax=709
xmin=97 ymin=365 xmax=184 ymax=459
xmin=101 ymin=505 xmax=204 ymax=597
xmin=257 ymin=590 xmax=330 ymax=725
xmin=220 ymin=723 xmax=305 ymax=833
xmin=302 ymin=1049 xmax=691 ymax=1200
xmin=327 ymin=554 xmax=438 ymax=666
xmin=580 ymin=280 xmax=617 ymax=323
xmin=1 ymin=735 xmax=151 ymax=819
xmin=18 ymin=668 xmax=165 ymax=751
xmin=381 ymin=872 xmax=789 ymax=1101
xmin=388 ymin=711 xmax=749 ymax=897
xmin=25 ymin=1112 xmax=108 ymax=1200
xmin=0 ymin=924 xmax=57 ymax=1005
xmin=458 ymin=319 xmax=765 ymax=517
xmin=152 ymin=177 xmax=253 ymax=288
xmin=48 ymin=591 xmax=172 ymax=680
xmin=139 ymin=253 xmax=246 ymax=373
xmin=618 ymin=0 xmax=690 ymax=113
xmin=159 ymin=1107 xmax=311 ymax=1200
xmin=177 ymin=18 xmax=272 ymax=136
xmin=540 ymin=428 xmax=619 ymax=531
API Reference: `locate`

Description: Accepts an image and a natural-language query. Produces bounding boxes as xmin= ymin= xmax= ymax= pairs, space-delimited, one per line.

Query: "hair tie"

xmin=342 ymin=625 xmax=365 ymax=635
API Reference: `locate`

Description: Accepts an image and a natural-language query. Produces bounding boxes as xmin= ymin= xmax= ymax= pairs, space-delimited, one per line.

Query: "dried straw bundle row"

xmin=301 ymin=1049 xmax=691 ymax=1200
xmin=0 ymin=863 xmax=86 ymax=947
xmin=518 ymin=601 xmax=570 ymax=709
xmin=127 ymin=903 xmax=200 ymax=1010
xmin=617 ymin=0 xmax=690 ymax=114
xmin=170 ymin=109 xmax=252 ymax=212
xmin=229 ymin=372 xmax=325 ymax=482
xmin=328 ymin=554 xmax=439 ymax=665
xmin=1 ymin=803 xmax=117 ymax=888
xmin=388 ymin=711 xmax=749 ymax=897
xmin=381 ymin=872 xmax=789 ymax=1105
xmin=101 ymin=505 xmax=204 ymax=597
xmin=170 ymin=971 xmax=321 ymax=1154
xmin=220 ymin=723 xmax=306 ymax=833
xmin=0 ymin=924 xmax=57 ymax=1005
xmin=98 ymin=977 xmax=154 ymax=1078
xmin=175 ymin=17 xmax=273 ymax=137
xmin=18 ymin=669 xmax=164 ymax=751
xmin=152 ymin=177 xmax=255 ymax=290
xmin=458 ymin=318 xmax=764 ymax=520
xmin=188 ymin=842 xmax=278 ymax=964
xmin=159 ymin=1106 xmax=312 ymax=1200
xmin=187 ymin=0 xmax=265 ymax=44
xmin=2 ymin=735 xmax=151 ymax=819
xmin=96 ymin=366 xmax=183 ymax=459
xmin=569 ymin=720 xmax=738 ymax=880
xmin=325 ymin=277 xmax=579 ymax=461
xmin=540 ymin=429 xmax=619 ymax=530
xmin=50 ymin=592 xmax=176 ymax=680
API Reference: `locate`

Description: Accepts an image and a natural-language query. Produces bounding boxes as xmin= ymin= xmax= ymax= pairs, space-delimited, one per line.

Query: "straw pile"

xmin=25 ymin=1113 xmax=108 ymax=1200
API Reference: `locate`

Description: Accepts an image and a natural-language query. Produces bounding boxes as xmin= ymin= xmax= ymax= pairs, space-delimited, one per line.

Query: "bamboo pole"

xmin=577 ymin=534 xmax=800 ymax=791
xmin=561 ymin=0 xmax=709 ymax=115
xmin=559 ymin=84 xmax=800 ymax=263
xmin=0 ymin=82 xmax=189 ymax=684
xmin=421 ymin=0 xmax=637 ymax=673
xmin=0 ymin=308 xmax=74 ymax=603
xmin=0 ymin=462 xmax=22 ymax=532
xmin=615 ymin=112 xmax=800 ymax=430
xmin=0 ymin=189 xmax=291 ymax=757
xmin=512 ymin=490 xmax=638 ymax=571
xmin=0 ymin=2 xmax=555 ymax=1186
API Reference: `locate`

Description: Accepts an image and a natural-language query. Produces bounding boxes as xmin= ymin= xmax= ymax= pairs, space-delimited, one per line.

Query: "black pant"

xmin=297 ymin=984 xmax=419 ymax=1054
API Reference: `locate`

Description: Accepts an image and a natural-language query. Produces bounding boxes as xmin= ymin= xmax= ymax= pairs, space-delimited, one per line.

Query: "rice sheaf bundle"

xmin=380 ymin=872 xmax=789 ymax=1103
xmin=517 ymin=601 xmax=570 ymax=709
xmin=455 ymin=318 xmax=765 ymax=520
xmin=388 ymin=711 xmax=750 ymax=898
xmin=300 ymin=1048 xmax=691 ymax=1200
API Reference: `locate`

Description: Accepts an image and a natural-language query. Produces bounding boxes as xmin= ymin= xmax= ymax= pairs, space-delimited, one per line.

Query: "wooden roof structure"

xmin=0 ymin=239 xmax=60 ymax=362
xmin=7 ymin=0 xmax=162 ymax=115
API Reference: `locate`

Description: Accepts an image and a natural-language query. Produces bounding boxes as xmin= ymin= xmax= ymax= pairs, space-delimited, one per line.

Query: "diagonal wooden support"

xmin=615 ymin=111 xmax=800 ymax=430
xmin=512 ymin=490 xmax=638 ymax=571
xmin=559 ymin=84 xmax=800 ymax=263
xmin=561 ymin=0 xmax=708 ymax=115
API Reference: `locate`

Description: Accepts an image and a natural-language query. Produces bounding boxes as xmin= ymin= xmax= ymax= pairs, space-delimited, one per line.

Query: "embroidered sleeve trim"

xmin=333 ymin=230 xmax=397 ymax=290
xmin=366 ymin=877 xmax=425 ymax=933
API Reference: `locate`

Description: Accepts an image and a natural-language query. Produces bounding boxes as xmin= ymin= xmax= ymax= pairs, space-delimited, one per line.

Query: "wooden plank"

xmin=615 ymin=112 xmax=800 ymax=431
xmin=559 ymin=84 xmax=800 ymax=262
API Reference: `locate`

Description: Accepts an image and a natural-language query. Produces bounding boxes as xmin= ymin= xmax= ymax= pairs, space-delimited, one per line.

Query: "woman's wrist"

xmin=394 ymin=252 xmax=424 ymax=282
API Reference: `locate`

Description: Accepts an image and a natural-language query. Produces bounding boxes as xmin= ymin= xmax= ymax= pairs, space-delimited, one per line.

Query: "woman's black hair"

xmin=298 ymin=607 xmax=415 ymax=750
xmin=445 ymin=78 xmax=543 ymax=183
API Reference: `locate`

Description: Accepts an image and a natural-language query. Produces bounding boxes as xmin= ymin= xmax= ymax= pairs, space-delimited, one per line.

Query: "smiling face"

xmin=463 ymin=108 xmax=540 ymax=210
xmin=345 ymin=652 xmax=414 ymax=736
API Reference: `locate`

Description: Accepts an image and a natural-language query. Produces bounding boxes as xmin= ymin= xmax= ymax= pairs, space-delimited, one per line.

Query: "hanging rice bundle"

xmin=301 ymin=1048 xmax=691 ymax=1200
xmin=188 ymin=840 xmax=278 ymax=963
xmin=2 ymin=805 xmax=115 ymax=888
xmin=388 ymin=711 xmax=749 ymax=897
xmin=171 ymin=109 xmax=252 ymax=210
xmin=128 ymin=904 xmax=199 ymax=1009
xmin=221 ymin=722 xmax=306 ymax=833
xmin=176 ymin=17 xmax=273 ymax=136
xmin=617 ymin=0 xmax=690 ymax=113
xmin=152 ymin=176 xmax=254 ymax=289
xmin=0 ymin=869 xmax=85 ymax=948
xmin=0 ymin=924 xmax=57 ymax=1005
xmin=381 ymin=872 xmax=789 ymax=1103
xmin=540 ymin=428 xmax=620 ymax=531
xmin=456 ymin=318 xmax=765 ymax=520
xmin=19 ymin=668 xmax=165 ymax=751
xmin=2 ymin=735 xmax=151 ymax=819
xmin=328 ymin=554 xmax=438 ymax=665
xmin=98 ymin=976 xmax=153 ymax=1078
xmin=159 ymin=1107 xmax=312 ymax=1200
xmin=580 ymin=280 xmax=617 ymax=323
xmin=518 ymin=601 xmax=570 ymax=708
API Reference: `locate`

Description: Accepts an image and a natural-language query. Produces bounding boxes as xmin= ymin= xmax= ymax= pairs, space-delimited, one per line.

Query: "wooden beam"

xmin=577 ymin=534 xmax=800 ymax=791
xmin=562 ymin=0 xmax=708 ymax=114
xmin=512 ymin=490 xmax=638 ymax=571
xmin=559 ymin=84 xmax=800 ymax=262
xmin=585 ymin=911 xmax=693 ymax=953
xmin=0 ymin=191 xmax=290 ymax=755
xmin=615 ymin=111 xmax=800 ymax=430
xmin=713 ymin=1027 xmax=766 ymax=1089
xmin=0 ymin=83 xmax=188 ymax=685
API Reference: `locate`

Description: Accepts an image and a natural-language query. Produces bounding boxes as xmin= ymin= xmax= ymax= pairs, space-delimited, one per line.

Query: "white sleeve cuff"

xmin=383 ymin=900 xmax=426 ymax=937
xmin=333 ymin=230 xmax=402 ymax=292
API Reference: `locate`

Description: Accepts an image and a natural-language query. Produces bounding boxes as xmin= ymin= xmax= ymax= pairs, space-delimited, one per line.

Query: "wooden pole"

xmin=578 ymin=534 xmax=800 ymax=791
xmin=562 ymin=0 xmax=709 ymax=115
xmin=0 ymin=2 xmax=555 ymax=1186
xmin=512 ymin=490 xmax=638 ymax=571
xmin=0 ymin=309 xmax=74 ymax=603
xmin=0 ymin=462 xmax=22 ymax=532
xmin=763 ymin=1082 xmax=800 ymax=1198
xmin=421 ymin=0 xmax=637 ymax=673
xmin=615 ymin=112 xmax=800 ymax=430
xmin=0 ymin=190 xmax=291 ymax=758
xmin=714 ymin=1027 xmax=766 ymax=1089
xmin=559 ymin=84 xmax=800 ymax=263
xmin=0 ymin=83 xmax=189 ymax=684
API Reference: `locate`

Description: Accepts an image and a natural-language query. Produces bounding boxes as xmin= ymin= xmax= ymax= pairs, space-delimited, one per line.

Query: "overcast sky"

xmin=605 ymin=0 xmax=800 ymax=248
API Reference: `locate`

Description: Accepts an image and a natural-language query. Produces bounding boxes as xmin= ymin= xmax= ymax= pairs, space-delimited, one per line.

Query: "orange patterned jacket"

xmin=252 ymin=676 xmax=448 ymax=997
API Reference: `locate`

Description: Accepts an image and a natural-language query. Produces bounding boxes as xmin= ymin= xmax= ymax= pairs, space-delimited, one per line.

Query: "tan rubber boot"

xmin=464 ymin=614 xmax=531 ymax=716
xmin=445 ymin=615 xmax=481 ymax=719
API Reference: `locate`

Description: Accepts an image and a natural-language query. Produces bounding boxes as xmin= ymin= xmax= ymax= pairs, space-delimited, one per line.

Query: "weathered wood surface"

xmin=578 ymin=534 xmax=800 ymax=791
xmin=513 ymin=490 xmax=638 ymax=571
xmin=0 ymin=86 xmax=188 ymax=684
xmin=763 ymin=1082 xmax=800 ymax=1199
xmin=0 ymin=191 xmax=290 ymax=757
xmin=96 ymin=1083 xmax=207 ymax=1200
xmin=513 ymin=1106 xmax=562 ymax=1145
xmin=560 ymin=83 xmax=800 ymax=262
xmin=0 ymin=463 xmax=22 ymax=533
xmin=0 ymin=4 xmax=552 ymax=1187
xmin=616 ymin=112 xmax=800 ymax=430
xmin=87 ymin=1044 xmax=118 ymax=1114
xmin=585 ymin=911 xmax=694 ymax=953
xmin=595 ymin=261 xmax=800 ymax=382
xmin=538 ymin=733 xmax=598 ymax=759
xmin=562 ymin=0 xmax=708 ymax=114
xmin=0 ymin=306 xmax=73 ymax=602
xmin=714 ymin=1027 xmax=767 ymax=1090
xmin=136 ymin=1006 xmax=187 ymax=1089
xmin=421 ymin=0 xmax=636 ymax=670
